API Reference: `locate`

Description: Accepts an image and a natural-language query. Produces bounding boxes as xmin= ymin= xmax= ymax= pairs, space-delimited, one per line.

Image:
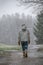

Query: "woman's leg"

xmin=23 ymin=51 xmax=25 ymax=57
xmin=25 ymin=49 xmax=28 ymax=57
xmin=21 ymin=42 xmax=25 ymax=57
xmin=25 ymin=42 xmax=28 ymax=57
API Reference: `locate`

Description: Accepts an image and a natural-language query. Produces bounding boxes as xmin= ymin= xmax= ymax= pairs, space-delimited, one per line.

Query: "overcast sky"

xmin=0 ymin=0 xmax=42 ymax=17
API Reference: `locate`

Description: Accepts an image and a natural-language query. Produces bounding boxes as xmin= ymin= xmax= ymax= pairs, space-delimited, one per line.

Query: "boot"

xmin=25 ymin=50 xmax=28 ymax=58
xmin=25 ymin=53 xmax=28 ymax=57
xmin=23 ymin=51 xmax=25 ymax=58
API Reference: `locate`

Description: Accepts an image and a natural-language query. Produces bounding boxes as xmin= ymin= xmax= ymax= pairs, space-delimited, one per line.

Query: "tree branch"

xmin=16 ymin=0 xmax=43 ymax=5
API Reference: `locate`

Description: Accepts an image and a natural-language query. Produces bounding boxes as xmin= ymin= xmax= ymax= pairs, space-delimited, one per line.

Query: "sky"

xmin=0 ymin=0 xmax=42 ymax=17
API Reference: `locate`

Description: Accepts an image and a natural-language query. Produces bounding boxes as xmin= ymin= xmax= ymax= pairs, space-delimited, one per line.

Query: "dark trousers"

xmin=21 ymin=41 xmax=28 ymax=51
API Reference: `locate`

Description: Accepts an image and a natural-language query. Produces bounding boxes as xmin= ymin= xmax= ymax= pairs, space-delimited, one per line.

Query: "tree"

xmin=34 ymin=11 xmax=43 ymax=44
xmin=16 ymin=0 xmax=43 ymax=15
xmin=17 ymin=0 xmax=43 ymax=5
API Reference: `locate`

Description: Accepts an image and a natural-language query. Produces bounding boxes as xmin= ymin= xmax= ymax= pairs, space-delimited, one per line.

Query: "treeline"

xmin=0 ymin=13 xmax=34 ymax=45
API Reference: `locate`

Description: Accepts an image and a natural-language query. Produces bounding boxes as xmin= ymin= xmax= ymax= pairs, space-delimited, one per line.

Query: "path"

xmin=0 ymin=51 xmax=43 ymax=65
xmin=0 ymin=45 xmax=43 ymax=65
xmin=10 ymin=52 xmax=43 ymax=65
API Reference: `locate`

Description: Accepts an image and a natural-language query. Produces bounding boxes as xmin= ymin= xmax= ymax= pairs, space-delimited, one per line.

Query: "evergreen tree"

xmin=34 ymin=12 xmax=43 ymax=44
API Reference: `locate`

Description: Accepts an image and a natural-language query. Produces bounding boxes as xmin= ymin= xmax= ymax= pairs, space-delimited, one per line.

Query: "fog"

xmin=0 ymin=0 xmax=43 ymax=45
xmin=0 ymin=14 xmax=35 ymax=45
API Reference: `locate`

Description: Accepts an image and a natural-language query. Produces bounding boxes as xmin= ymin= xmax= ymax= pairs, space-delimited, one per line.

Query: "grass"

xmin=0 ymin=43 xmax=22 ymax=51
xmin=0 ymin=47 xmax=21 ymax=51
xmin=0 ymin=43 xmax=22 ymax=56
